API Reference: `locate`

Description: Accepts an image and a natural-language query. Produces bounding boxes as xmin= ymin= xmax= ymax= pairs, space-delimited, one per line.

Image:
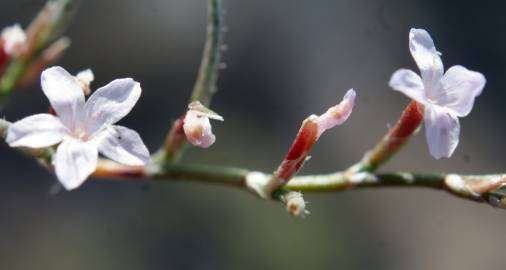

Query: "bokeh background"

xmin=1 ymin=0 xmax=506 ymax=269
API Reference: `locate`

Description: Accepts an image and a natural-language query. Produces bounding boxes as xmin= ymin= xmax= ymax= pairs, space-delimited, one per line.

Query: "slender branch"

xmin=190 ymin=0 xmax=225 ymax=106
xmin=161 ymin=0 xmax=225 ymax=163
xmin=93 ymin=159 xmax=506 ymax=210
xmin=1 ymin=118 xmax=505 ymax=212
xmin=350 ymin=101 xmax=424 ymax=173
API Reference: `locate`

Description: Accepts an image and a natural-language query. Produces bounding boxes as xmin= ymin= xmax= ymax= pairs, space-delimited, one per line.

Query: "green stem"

xmin=161 ymin=0 xmax=225 ymax=163
xmin=190 ymin=0 xmax=225 ymax=106
xmin=149 ymin=165 xmax=445 ymax=192
xmin=1 ymin=118 xmax=504 ymax=210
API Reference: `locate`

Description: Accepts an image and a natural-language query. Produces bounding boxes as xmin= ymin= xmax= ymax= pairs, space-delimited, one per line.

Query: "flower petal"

xmin=183 ymin=111 xmax=216 ymax=148
xmin=424 ymin=105 xmax=460 ymax=159
xmin=433 ymin=65 xmax=486 ymax=117
xmin=315 ymin=89 xmax=355 ymax=135
xmin=75 ymin=69 xmax=95 ymax=96
xmin=41 ymin=66 xmax=85 ymax=128
xmin=6 ymin=113 xmax=68 ymax=148
xmin=409 ymin=28 xmax=444 ymax=91
xmin=389 ymin=69 xmax=427 ymax=103
xmin=95 ymin=125 xmax=150 ymax=166
xmin=53 ymin=139 xmax=98 ymax=190
xmin=84 ymin=78 xmax=141 ymax=135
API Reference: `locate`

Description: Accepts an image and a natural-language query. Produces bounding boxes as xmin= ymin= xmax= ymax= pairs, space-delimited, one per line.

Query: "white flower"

xmin=183 ymin=101 xmax=223 ymax=148
xmin=6 ymin=66 xmax=150 ymax=190
xmin=389 ymin=28 xmax=486 ymax=159
xmin=1 ymin=24 xmax=26 ymax=56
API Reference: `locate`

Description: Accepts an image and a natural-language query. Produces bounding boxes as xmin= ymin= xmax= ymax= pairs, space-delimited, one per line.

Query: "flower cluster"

xmin=2 ymin=27 xmax=487 ymax=195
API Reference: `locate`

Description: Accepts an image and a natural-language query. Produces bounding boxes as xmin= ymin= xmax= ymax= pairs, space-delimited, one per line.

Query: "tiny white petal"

xmin=84 ymin=78 xmax=141 ymax=136
xmin=6 ymin=114 xmax=68 ymax=148
xmin=75 ymin=69 xmax=95 ymax=95
xmin=424 ymin=105 xmax=460 ymax=159
xmin=41 ymin=66 xmax=85 ymax=129
xmin=1 ymin=24 xmax=26 ymax=55
xmin=53 ymin=139 xmax=98 ymax=190
xmin=188 ymin=101 xmax=224 ymax=121
xmin=389 ymin=69 xmax=427 ymax=104
xmin=409 ymin=28 xmax=444 ymax=90
xmin=315 ymin=89 xmax=355 ymax=135
xmin=183 ymin=110 xmax=216 ymax=148
xmin=434 ymin=65 xmax=486 ymax=117
xmin=95 ymin=125 xmax=150 ymax=166
xmin=75 ymin=69 xmax=94 ymax=84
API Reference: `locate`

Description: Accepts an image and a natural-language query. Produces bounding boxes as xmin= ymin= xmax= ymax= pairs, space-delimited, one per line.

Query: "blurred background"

xmin=1 ymin=0 xmax=506 ymax=269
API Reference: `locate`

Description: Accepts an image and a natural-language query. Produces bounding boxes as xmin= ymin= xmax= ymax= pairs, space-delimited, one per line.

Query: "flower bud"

xmin=269 ymin=89 xmax=356 ymax=193
xmin=183 ymin=101 xmax=223 ymax=148
xmin=1 ymin=24 xmax=26 ymax=56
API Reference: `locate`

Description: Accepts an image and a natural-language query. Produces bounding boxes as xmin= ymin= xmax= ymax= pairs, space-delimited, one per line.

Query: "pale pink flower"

xmin=389 ymin=28 xmax=486 ymax=159
xmin=6 ymin=66 xmax=150 ymax=190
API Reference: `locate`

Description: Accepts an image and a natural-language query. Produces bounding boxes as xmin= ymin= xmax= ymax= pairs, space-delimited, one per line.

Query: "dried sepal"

xmin=281 ymin=191 xmax=310 ymax=218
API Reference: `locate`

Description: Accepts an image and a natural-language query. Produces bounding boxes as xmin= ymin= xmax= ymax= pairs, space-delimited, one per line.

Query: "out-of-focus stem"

xmin=351 ymin=101 xmax=424 ymax=173
xmin=0 ymin=0 xmax=76 ymax=100
xmin=161 ymin=0 xmax=225 ymax=163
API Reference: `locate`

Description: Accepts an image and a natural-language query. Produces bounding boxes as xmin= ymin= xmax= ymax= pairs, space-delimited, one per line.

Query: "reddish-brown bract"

xmin=164 ymin=115 xmax=187 ymax=160
xmin=365 ymin=101 xmax=424 ymax=169
xmin=0 ymin=45 xmax=8 ymax=74
xmin=390 ymin=101 xmax=424 ymax=138
xmin=273 ymin=119 xmax=319 ymax=182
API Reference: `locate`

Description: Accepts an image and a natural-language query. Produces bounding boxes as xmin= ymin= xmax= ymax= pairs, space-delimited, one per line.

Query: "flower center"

xmin=72 ymin=127 xmax=88 ymax=141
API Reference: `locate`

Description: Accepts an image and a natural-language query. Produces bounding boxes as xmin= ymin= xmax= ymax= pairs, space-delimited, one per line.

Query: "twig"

xmin=1 ymin=118 xmax=505 ymax=211
xmin=161 ymin=0 xmax=225 ymax=162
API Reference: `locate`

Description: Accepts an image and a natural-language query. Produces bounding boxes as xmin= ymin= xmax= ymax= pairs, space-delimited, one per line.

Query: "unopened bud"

xmin=269 ymin=89 xmax=356 ymax=192
xmin=183 ymin=101 xmax=223 ymax=148
xmin=1 ymin=24 xmax=26 ymax=56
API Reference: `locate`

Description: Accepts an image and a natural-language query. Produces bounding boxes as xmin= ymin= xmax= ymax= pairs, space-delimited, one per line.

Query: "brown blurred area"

xmin=1 ymin=0 xmax=506 ymax=269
